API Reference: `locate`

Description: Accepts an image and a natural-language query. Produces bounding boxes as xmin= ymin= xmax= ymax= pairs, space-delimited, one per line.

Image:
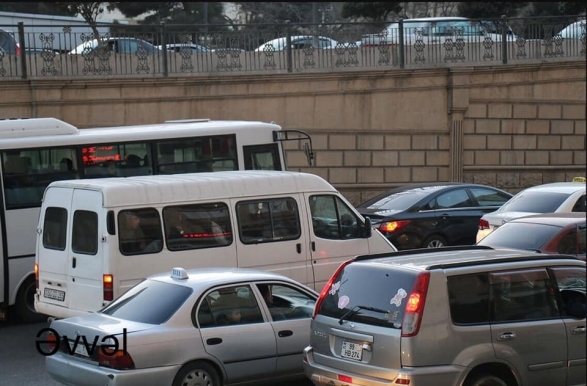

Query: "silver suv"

xmin=303 ymin=246 xmax=586 ymax=386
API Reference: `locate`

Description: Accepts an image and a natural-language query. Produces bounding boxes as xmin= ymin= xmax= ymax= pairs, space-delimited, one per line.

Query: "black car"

xmin=357 ymin=182 xmax=513 ymax=249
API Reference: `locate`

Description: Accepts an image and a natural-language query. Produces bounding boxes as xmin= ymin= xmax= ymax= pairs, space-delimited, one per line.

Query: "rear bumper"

xmin=34 ymin=294 xmax=91 ymax=320
xmin=304 ymin=346 xmax=463 ymax=386
xmin=46 ymin=353 xmax=180 ymax=386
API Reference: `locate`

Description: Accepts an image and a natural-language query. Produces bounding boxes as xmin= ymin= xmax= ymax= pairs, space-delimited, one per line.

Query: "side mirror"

xmin=363 ymin=217 xmax=372 ymax=238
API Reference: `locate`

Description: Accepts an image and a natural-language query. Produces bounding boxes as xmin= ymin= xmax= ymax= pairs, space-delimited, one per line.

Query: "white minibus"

xmin=35 ymin=171 xmax=396 ymax=319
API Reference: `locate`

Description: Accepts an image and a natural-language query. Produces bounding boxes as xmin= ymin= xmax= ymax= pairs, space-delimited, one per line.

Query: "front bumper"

xmin=303 ymin=346 xmax=463 ymax=386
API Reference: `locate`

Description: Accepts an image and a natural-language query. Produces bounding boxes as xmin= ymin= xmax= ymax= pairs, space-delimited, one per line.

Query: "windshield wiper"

xmin=338 ymin=305 xmax=389 ymax=325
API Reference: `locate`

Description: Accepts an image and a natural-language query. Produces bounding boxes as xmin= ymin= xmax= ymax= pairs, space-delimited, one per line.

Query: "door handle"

xmin=311 ymin=241 xmax=315 ymax=251
xmin=206 ymin=338 xmax=222 ymax=345
xmin=571 ymin=326 xmax=586 ymax=334
xmin=278 ymin=330 xmax=293 ymax=338
xmin=72 ymin=257 xmax=76 ymax=269
xmin=498 ymin=332 xmax=516 ymax=340
xmin=296 ymin=243 xmax=302 ymax=254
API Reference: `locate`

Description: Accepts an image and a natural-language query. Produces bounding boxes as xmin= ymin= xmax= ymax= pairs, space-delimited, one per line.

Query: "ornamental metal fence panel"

xmin=0 ymin=15 xmax=584 ymax=80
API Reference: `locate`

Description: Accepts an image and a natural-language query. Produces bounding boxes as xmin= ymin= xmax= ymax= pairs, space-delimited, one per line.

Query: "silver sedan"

xmin=41 ymin=267 xmax=318 ymax=386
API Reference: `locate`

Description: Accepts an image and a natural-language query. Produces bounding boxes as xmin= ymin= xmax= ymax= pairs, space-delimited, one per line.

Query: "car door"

xmin=304 ymin=193 xmax=369 ymax=290
xmin=490 ymin=268 xmax=567 ymax=386
xmin=253 ymin=282 xmax=317 ymax=378
xmin=550 ymin=266 xmax=586 ymax=386
xmin=197 ymin=284 xmax=277 ymax=384
xmin=430 ymin=187 xmax=479 ymax=245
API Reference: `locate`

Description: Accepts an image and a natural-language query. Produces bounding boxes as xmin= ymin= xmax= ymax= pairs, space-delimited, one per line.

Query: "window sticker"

xmin=390 ymin=288 xmax=407 ymax=307
xmin=329 ymin=281 xmax=341 ymax=296
xmin=338 ymin=295 xmax=350 ymax=309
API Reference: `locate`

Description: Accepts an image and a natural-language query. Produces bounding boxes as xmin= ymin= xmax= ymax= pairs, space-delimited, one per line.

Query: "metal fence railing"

xmin=1 ymin=15 xmax=585 ymax=79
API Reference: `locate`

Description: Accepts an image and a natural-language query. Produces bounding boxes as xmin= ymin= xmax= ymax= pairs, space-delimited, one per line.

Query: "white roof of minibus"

xmin=45 ymin=171 xmax=336 ymax=207
xmin=0 ymin=118 xmax=280 ymax=149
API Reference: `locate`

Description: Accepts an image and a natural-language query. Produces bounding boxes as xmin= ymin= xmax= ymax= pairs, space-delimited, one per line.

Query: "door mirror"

xmin=363 ymin=217 xmax=372 ymax=238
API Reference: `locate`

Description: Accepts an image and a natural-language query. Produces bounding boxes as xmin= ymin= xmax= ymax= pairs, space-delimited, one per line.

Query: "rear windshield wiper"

xmin=339 ymin=305 xmax=390 ymax=325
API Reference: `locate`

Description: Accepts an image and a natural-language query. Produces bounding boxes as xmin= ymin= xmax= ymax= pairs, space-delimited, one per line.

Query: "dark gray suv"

xmin=303 ymin=246 xmax=586 ymax=386
xmin=0 ymin=28 xmax=20 ymax=55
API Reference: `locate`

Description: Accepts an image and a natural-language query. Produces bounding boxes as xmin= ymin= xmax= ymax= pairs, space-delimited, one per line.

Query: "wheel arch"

xmin=462 ymin=362 xmax=520 ymax=386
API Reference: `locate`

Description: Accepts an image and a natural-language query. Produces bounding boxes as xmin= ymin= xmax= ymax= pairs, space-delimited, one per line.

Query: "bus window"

xmin=72 ymin=210 xmax=98 ymax=255
xmin=163 ymin=203 xmax=232 ymax=251
xmin=237 ymin=198 xmax=301 ymax=243
xmin=243 ymin=144 xmax=280 ymax=170
xmin=118 ymin=208 xmax=163 ymax=255
xmin=81 ymin=142 xmax=152 ymax=178
xmin=2 ymin=148 xmax=79 ymax=209
xmin=43 ymin=207 xmax=68 ymax=251
xmin=156 ymin=135 xmax=238 ymax=174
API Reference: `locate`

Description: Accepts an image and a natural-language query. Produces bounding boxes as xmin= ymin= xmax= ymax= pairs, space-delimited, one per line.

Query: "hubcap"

xmin=182 ymin=369 xmax=212 ymax=386
xmin=427 ymin=239 xmax=444 ymax=248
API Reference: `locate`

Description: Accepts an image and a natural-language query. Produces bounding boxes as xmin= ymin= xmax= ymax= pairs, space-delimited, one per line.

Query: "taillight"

xmin=15 ymin=43 xmax=21 ymax=56
xmin=395 ymin=379 xmax=411 ymax=384
xmin=378 ymin=220 xmax=411 ymax=233
xmin=338 ymin=375 xmax=353 ymax=383
xmin=35 ymin=263 xmax=39 ymax=289
xmin=479 ymin=219 xmax=490 ymax=230
xmin=46 ymin=330 xmax=57 ymax=352
xmin=103 ymin=274 xmax=113 ymax=301
xmin=313 ymin=259 xmax=353 ymax=319
xmin=401 ymin=272 xmax=430 ymax=337
xmin=98 ymin=349 xmax=135 ymax=369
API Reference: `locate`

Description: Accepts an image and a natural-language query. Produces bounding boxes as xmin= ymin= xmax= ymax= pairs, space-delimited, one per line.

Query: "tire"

xmin=172 ymin=361 xmax=220 ymax=386
xmin=423 ymin=235 xmax=447 ymax=248
xmin=465 ymin=373 xmax=509 ymax=386
xmin=15 ymin=276 xmax=47 ymax=323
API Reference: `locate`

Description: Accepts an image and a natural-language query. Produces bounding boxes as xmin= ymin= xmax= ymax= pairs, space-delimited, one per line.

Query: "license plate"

xmin=68 ymin=340 xmax=89 ymax=357
xmin=341 ymin=340 xmax=362 ymax=361
xmin=44 ymin=288 xmax=65 ymax=302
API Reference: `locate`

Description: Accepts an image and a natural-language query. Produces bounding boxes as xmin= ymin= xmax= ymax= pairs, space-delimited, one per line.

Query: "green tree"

xmin=0 ymin=2 xmax=77 ymax=16
xmin=234 ymin=2 xmax=314 ymax=25
xmin=559 ymin=1 xmax=586 ymax=15
xmin=457 ymin=2 xmax=528 ymax=19
xmin=54 ymin=2 xmax=115 ymax=39
xmin=111 ymin=2 xmax=227 ymax=25
xmin=340 ymin=2 xmax=403 ymax=21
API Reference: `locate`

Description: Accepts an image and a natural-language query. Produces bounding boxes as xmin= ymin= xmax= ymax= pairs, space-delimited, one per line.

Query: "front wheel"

xmin=465 ymin=373 xmax=509 ymax=386
xmin=423 ymin=235 xmax=447 ymax=248
xmin=172 ymin=361 xmax=220 ymax=386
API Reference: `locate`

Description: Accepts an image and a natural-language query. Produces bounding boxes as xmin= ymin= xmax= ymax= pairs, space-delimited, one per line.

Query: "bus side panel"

xmin=230 ymin=194 xmax=312 ymax=287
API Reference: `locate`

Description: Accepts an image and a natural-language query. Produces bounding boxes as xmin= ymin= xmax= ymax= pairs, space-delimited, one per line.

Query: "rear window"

xmin=43 ymin=207 xmax=67 ymax=250
xmin=317 ymin=263 xmax=417 ymax=328
xmin=100 ymin=280 xmax=192 ymax=324
xmin=478 ymin=222 xmax=561 ymax=251
xmin=360 ymin=189 xmax=430 ymax=210
xmin=499 ymin=191 xmax=570 ymax=213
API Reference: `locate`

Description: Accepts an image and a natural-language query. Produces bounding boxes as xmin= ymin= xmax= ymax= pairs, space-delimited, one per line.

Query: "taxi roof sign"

xmin=171 ymin=267 xmax=188 ymax=280
xmin=572 ymin=177 xmax=586 ymax=183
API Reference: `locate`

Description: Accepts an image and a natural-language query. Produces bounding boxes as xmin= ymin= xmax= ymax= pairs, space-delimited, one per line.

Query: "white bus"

xmin=0 ymin=117 xmax=313 ymax=322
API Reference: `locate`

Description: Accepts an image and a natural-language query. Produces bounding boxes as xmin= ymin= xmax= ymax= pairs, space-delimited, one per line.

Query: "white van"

xmin=35 ymin=171 xmax=396 ymax=319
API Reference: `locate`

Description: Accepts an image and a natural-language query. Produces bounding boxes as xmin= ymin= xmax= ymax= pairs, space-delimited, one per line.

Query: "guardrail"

xmin=0 ymin=16 xmax=585 ymax=79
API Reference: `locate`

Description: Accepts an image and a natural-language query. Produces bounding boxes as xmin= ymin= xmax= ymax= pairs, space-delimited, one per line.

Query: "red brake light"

xmin=401 ymin=272 xmax=430 ymax=337
xmin=338 ymin=375 xmax=353 ymax=383
xmin=313 ymin=259 xmax=353 ymax=319
xmin=103 ymin=274 xmax=114 ymax=301
xmin=479 ymin=219 xmax=489 ymax=230
xmin=98 ymin=349 xmax=135 ymax=369
xmin=395 ymin=379 xmax=411 ymax=385
xmin=35 ymin=263 xmax=39 ymax=289
xmin=46 ymin=330 xmax=57 ymax=352
xmin=379 ymin=220 xmax=411 ymax=233
xmin=15 ymin=43 xmax=21 ymax=56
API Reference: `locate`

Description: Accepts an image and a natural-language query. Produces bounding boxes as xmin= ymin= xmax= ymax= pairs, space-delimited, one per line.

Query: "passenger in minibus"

xmin=119 ymin=212 xmax=147 ymax=253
